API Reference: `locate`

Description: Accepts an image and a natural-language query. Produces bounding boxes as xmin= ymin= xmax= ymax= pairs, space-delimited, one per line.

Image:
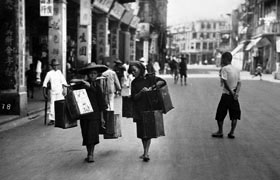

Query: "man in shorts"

xmin=212 ymin=52 xmax=241 ymax=139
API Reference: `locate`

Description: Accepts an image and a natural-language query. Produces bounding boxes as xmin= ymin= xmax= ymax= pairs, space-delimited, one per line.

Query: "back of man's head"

xmin=221 ymin=52 xmax=232 ymax=65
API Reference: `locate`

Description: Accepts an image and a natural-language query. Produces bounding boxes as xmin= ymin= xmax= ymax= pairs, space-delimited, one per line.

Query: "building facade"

xmin=0 ymin=0 xmax=140 ymax=116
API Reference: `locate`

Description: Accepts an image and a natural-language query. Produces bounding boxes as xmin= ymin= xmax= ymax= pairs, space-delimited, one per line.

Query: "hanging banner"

xmin=40 ymin=0 xmax=54 ymax=16
xmin=130 ymin=16 xmax=140 ymax=29
xmin=143 ymin=40 xmax=149 ymax=62
xmin=80 ymin=0 xmax=91 ymax=25
xmin=93 ymin=0 xmax=114 ymax=13
xmin=110 ymin=2 xmax=125 ymax=20
xmin=137 ymin=23 xmax=150 ymax=38
xmin=121 ymin=10 xmax=134 ymax=25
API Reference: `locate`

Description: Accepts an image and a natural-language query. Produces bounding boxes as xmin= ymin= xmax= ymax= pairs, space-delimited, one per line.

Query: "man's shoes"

xmin=227 ymin=133 xmax=235 ymax=139
xmin=143 ymin=155 xmax=150 ymax=162
xmin=211 ymin=132 xmax=223 ymax=138
xmin=47 ymin=120 xmax=55 ymax=126
xmin=85 ymin=155 xmax=94 ymax=163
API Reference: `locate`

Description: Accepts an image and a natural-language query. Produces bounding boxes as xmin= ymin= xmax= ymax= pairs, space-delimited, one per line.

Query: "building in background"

xmin=136 ymin=0 xmax=168 ymax=72
xmin=167 ymin=18 xmax=231 ymax=65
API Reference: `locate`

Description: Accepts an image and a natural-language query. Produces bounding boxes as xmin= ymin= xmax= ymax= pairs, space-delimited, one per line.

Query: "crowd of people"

xmin=29 ymin=50 xmax=242 ymax=163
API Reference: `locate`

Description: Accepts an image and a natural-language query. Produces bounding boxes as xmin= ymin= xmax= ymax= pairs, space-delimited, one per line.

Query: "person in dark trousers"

xmin=146 ymin=59 xmax=155 ymax=74
xmin=26 ymin=63 xmax=36 ymax=98
xmin=252 ymin=63 xmax=262 ymax=80
xmin=179 ymin=57 xmax=187 ymax=85
xmin=212 ymin=52 xmax=241 ymax=139
xmin=171 ymin=57 xmax=179 ymax=84
xmin=128 ymin=61 xmax=166 ymax=162
xmin=77 ymin=63 xmax=108 ymax=163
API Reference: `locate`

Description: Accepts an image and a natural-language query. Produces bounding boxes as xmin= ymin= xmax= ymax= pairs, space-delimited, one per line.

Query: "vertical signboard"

xmin=80 ymin=0 xmax=91 ymax=25
xmin=143 ymin=40 xmax=149 ymax=62
xmin=130 ymin=33 xmax=136 ymax=61
xmin=77 ymin=26 xmax=89 ymax=65
xmin=40 ymin=0 xmax=54 ymax=16
xmin=276 ymin=36 xmax=280 ymax=53
xmin=110 ymin=26 xmax=119 ymax=59
xmin=18 ymin=0 xmax=26 ymax=88
xmin=96 ymin=16 xmax=108 ymax=60
xmin=49 ymin=2 xmax=67 ymax=75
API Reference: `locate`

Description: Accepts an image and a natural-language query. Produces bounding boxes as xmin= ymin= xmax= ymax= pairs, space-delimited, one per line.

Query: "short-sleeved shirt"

xmin=42 ymin=69 xmax=67 ymax=94
xmin=221 ymin=64 xmax=240 ymax=94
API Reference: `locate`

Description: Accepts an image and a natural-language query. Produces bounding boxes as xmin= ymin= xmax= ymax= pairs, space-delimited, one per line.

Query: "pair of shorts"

xmin=215 ymin=94 xmax=241 ymax=121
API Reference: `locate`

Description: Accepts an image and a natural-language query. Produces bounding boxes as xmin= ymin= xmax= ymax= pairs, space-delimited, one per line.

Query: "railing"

xmin=253 ymin=22 xmax=280 ymax=36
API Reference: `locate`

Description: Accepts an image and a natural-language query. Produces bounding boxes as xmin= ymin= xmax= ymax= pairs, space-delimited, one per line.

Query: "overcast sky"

xmin=167 ymin=0 xmax=245 ymax=25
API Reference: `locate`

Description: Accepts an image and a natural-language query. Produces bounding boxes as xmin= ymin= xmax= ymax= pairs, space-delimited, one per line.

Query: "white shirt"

xmin=221 ymin=64 xmax=240 ymax=94
xmin=102 ymin=69 xmax=121 ymax=94
xmin=42 ymin=69 xmax=67 ymax=94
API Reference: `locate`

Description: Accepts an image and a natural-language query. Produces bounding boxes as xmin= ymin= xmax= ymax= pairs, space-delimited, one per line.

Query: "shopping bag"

xmin=54 ymin=100 xmax=77 ymax=129
xmin=103 ymin=111 xmax=122 ymax=139
xmin=158 ymin=85 xmax=174 ymax=114
xmin=122 ymin=96 xmax=133 ymax=118
xmin=141 ymin=110 xmax=165 ymax=138
xmin=65 ymin=89 xmax=94 ymax=120
xmin=145 ymin=85 xmax=174 ymax=114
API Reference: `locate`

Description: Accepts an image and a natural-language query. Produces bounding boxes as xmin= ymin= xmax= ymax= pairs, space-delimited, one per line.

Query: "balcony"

xmin=253 ymin=22 xmax=280 ymax=36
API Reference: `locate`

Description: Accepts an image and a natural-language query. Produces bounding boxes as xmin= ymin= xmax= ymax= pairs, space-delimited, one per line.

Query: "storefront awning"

xmin=245 ymin=37 xmax=271 ymax=51
xmin=231 ymin=43 xmax=245 ymax=55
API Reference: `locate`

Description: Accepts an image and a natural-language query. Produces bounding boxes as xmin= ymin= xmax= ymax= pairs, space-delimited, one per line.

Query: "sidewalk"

xmin=0 ymin=87 xmax=46 ymax=132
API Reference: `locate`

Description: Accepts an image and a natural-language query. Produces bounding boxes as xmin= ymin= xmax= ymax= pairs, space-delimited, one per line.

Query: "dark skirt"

xmin=80 ymin=118 xmax=100 ymax=146
xmin=136 ymin=119 xmax=157 ymax=139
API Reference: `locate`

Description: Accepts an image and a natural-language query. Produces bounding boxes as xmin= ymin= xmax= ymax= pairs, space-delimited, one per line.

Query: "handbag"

xmin=54 ymin=100 xmax=77 ymax=129
xmin=103 ymin=110 xmax=122 ymax=139
xmin=122 ymin=96 xmax=133 ymax=118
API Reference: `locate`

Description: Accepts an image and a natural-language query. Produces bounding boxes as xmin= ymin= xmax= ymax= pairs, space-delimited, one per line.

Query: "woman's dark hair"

xmin=128 ymin=61 xmax=146 ymax=77
xmin=221 ymin=52 xmax=232 ymax=63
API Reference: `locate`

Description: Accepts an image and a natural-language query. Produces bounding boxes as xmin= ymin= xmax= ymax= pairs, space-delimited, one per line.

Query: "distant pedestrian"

xmin=252 ymin=63 xmax=262 ymax=80
xmin=179 ymin=57 xmax=187 ymax=85
xmin=146 ymin=59 xmax=155 ymax=74
xmin=77 ymin=63 xmax=108 ymax=163
xmin=42 ymin=59 xmax=68 ymax=126
xmin=212 ymin=52 xmax=241 ymax=139
xmin=102 ymin=62 xmax=121 ymax=110
xmin=128 ymin=61 xmax=166 ymax=162
xmin=171 ymin=57 xmax=179 ymax=84
xmin=113 ymin=59 xmax=125 ymax=89
xmin=25 ymin=63 xmax=36 ymax=98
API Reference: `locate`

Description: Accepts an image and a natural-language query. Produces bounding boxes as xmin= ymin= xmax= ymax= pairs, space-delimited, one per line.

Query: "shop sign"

xmin=80 ymin=0 xmax=91 ymax=25
xmin=276 ymin=36 xmax=280 ymax=52
xmin=121 ymin=11 xmax=133 ymax=25
xmin=110 ymin=28 xmax=119 ymax=58
xmin=130 ymin=34 xmax=136 ymax=61
xmin=130 ymin=16 xmax=140 ymax=29
xmin=137 ymin=23 xmax=150 ymax=38
xmin=150 ymin=32 xmax=158 ymax=54
xmin=110 ymin=2 xmax=125 ymax=20
xmin=40 ymin=0 xmax=53 ymax=16
xmin=96 ymin=18 xmax=108 ymax=59
xmin=77 ymin=26 xmax=88 ymax=63
xmin=93 ymin=0 xmax=114 ymax=13
xmin=143 ymin=40 xmax=149 ymax=62
xmin=49 ymin=4 xmax=63 ymax=66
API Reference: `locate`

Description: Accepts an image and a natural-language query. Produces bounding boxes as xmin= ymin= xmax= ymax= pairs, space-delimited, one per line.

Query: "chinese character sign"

xmin=40 ymin=0 xmax=53 ymax=16
xmin=80 ymin=0 xmax=91 ymax=25
xmin=96 ymin=17 xmax=108 ymax=59
xmin=73 ymin=89 xmax=93 ymax=114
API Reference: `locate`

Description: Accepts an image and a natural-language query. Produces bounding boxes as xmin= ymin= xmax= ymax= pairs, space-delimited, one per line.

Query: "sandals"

xmin=85 ymin=155 xmax=94 ymax=163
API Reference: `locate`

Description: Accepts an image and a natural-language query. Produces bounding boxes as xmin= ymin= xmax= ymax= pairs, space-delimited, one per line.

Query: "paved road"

xmin=0 ymin=70 xmax=280 ymax=180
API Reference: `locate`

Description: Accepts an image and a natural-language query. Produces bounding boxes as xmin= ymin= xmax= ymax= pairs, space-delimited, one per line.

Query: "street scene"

xmin=1 ymin=0 xmax=280 ymax=180
xmin=1 ymin=65 xmax=280 ymax=180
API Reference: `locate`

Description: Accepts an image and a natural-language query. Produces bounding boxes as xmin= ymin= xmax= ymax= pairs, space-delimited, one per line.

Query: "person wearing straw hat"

xmin=128 ymin=61 xmax=166 ymax=162
xmin=76 ymin=62 xmax=108 ymax=163
xmin=42 ymin=59 xmax=68 ymax=125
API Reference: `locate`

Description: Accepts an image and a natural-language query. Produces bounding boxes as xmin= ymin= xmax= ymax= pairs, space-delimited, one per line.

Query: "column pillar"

xmin=77 ymin=0 xmax=92 ymax=68
xmin=0 ymin=0 xmax=27 ymax=115
xmin=49 ymin=0 xmax=67 ymax=76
